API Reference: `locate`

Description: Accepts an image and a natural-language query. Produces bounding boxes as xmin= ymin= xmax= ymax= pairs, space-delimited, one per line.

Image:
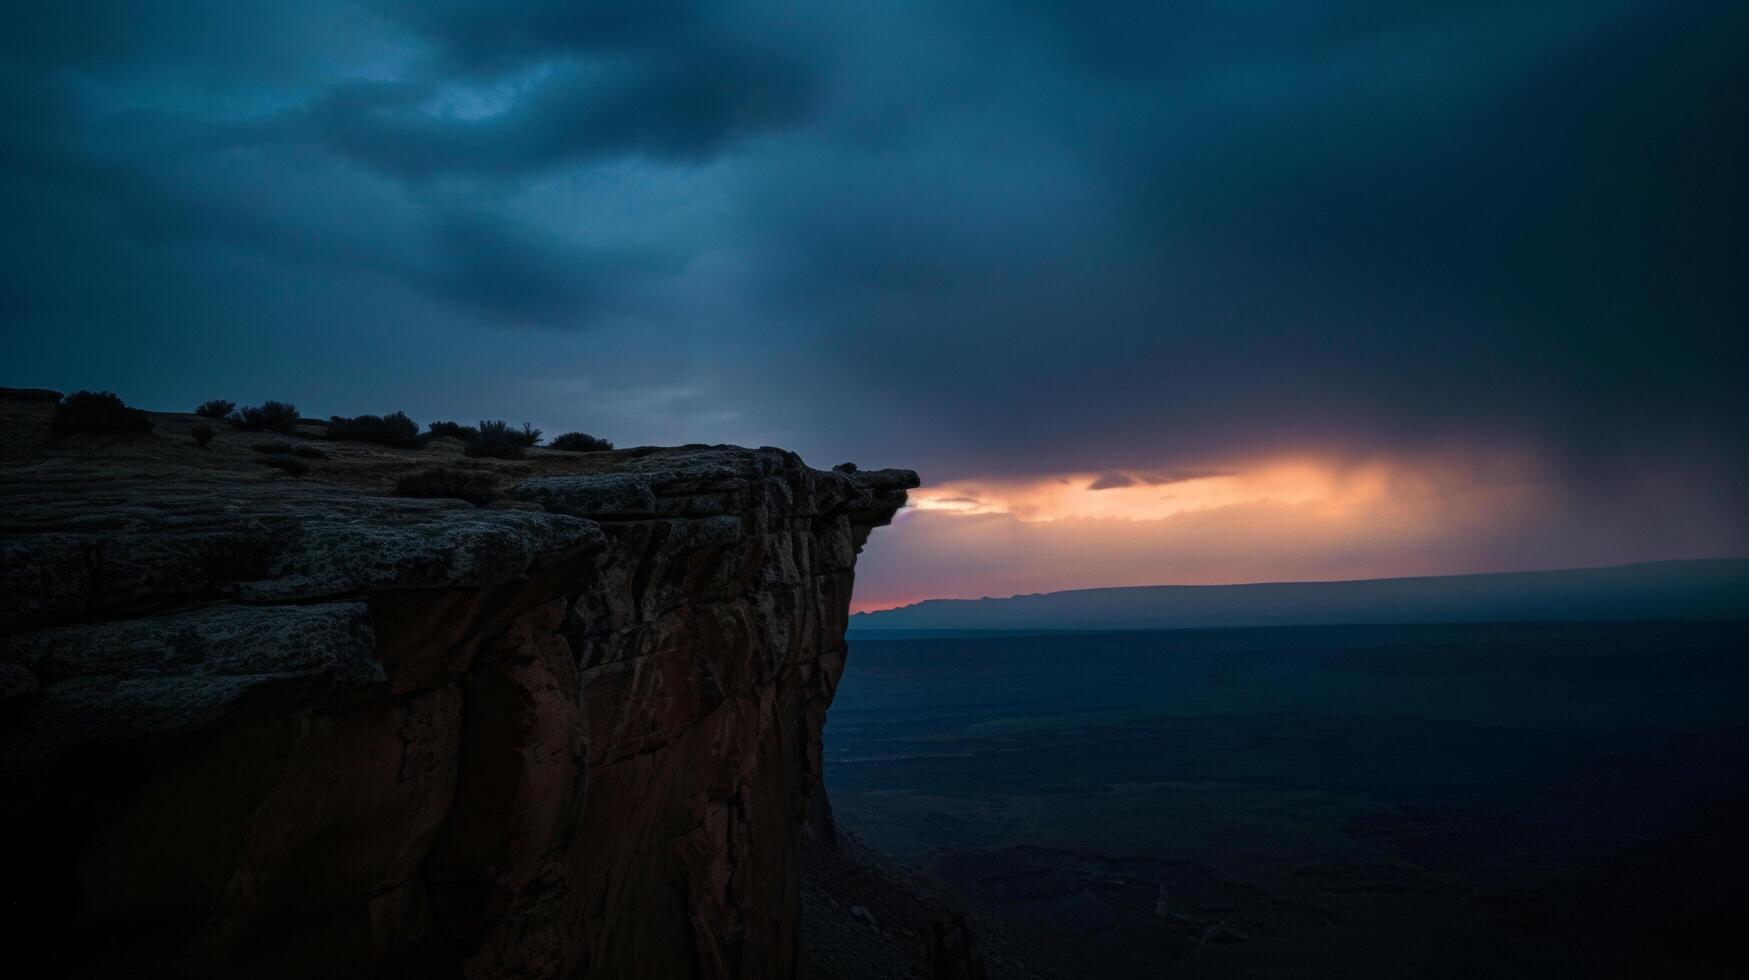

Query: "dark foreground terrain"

xmin=0 ymin=389 xmax=921 ymax=977
xmin=823 ymin=623 xmax=1749 ymax=978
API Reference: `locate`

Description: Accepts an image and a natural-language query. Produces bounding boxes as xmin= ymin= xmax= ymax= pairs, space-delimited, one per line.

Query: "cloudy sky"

xmin=4 ymin=1 xmax=1745 ymax=608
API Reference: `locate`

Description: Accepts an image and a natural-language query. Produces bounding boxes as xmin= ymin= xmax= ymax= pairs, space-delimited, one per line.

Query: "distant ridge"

xmin=850 ymin=559 xmax=1749 ymax=631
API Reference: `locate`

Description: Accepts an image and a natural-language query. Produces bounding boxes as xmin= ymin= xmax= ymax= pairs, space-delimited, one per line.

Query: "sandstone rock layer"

xmin=0 ymin=392 xmax=915 ymax=978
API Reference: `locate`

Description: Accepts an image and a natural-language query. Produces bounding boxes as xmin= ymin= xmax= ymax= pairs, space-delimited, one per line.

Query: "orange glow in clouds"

xmin=910 ymin=459 xmax=1394 ymax=523
xmin=851 ymin=449 xmax=1575 ymax=613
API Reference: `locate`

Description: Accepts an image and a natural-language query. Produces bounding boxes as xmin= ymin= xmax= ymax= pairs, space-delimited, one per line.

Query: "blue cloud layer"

xmin=2 ymin=1 xmax=1743 ymax=517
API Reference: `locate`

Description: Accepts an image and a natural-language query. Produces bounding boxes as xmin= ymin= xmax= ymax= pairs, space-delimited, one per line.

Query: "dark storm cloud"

xmin=3 ymin=0 xmax=1746 ymax=544
xmin=287 ymin=48 xmax=817 ymax=180
xmin=1138 ymin=471 xmax=1235 ymax=486
xmin=276 ymin=1 xmax=822 ymax=180
xmin=0 ymin=0 xmax=365 ymax=75
xmin=720 ymin=0 xmax=1748 ymax=489
xmin=380 ymin=0 xmax=718 ymax=72
xmin=1088 ymin=473 xmax=1136 ymax=491
xmin=0 ymin=68 xmax=664 ymax=325
xmin=399 ymin=213 xmax=594 ymax=321
xmin=268 ymin=2 xmax=820 ymax=180
xmin=2 ymin=0 xmax=819 ymax=329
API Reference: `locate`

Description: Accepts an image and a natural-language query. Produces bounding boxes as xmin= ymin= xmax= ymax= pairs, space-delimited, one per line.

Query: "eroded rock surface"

xmin=0 ymin=391 xmax=915 ymax=978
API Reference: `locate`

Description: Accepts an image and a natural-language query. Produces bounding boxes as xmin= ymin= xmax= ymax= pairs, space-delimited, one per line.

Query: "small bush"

xmin=191 ymin=424 xmax=216 ymax=448
xmin=253 ymin=456 xmax=309 ymax=477
xmin=394 ymin=466 xmax=502 ymax=506
xmin=328 ymin=411 xmax=422 ymax=448
xmin=194 ymin=399 xmax=235 ymax=419
xmin=232 ymin=401 xmax=300 ymax=433
xmin=465 ymin=420 xmax=541 ymax=459
xmin=426 ymin=420 xmax=479 ymax=442
xmin=52 ymin=390 xmax=155 ymax=437
xmin=549 ymin=431 xmax=613 ymax=452
xmin=833 ymin=462 xmax=858 ymax=473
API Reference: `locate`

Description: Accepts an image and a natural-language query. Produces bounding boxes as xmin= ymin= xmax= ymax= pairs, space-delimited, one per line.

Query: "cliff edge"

xmin=0 ymin=389 xmax=916 ymax=978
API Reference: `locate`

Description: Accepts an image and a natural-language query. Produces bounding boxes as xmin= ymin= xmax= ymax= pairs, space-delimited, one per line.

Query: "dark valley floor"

xmin=815 ymin=623 xmax=1749 ymax=979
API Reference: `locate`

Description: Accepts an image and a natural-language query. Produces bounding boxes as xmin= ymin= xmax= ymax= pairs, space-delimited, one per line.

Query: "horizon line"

xmin=850 ymin=556 xmax=1749 ymax=616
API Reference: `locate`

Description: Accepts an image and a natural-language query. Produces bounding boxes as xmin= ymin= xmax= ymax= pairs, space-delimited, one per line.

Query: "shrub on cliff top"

xmin=549 ymin=431 xmax=613 ymax=452
xmin=52 ymin=390 xmax=155 ymax=437
xmin=328 ymin=411 xmax=422 ymax=448
xmin=394 ymin=466 xmax=502 ymax=506
xmin=194 ymin=399 xmax=235 ymax=419
xmin=231 ymin=400 xmax=301 ymax=433
xmin=464 ymin=420 xmax=541 ymax=459
xmin=426 ymin=420 xmax=479 ymax=442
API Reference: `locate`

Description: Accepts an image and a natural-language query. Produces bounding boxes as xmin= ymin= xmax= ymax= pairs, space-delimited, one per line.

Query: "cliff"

xmin=0 ymin=389 xmax=917 ymax=978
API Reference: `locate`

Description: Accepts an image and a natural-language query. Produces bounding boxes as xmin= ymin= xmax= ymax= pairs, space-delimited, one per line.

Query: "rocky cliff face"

xmin=0 ymin=391 xmax=915 ymax=978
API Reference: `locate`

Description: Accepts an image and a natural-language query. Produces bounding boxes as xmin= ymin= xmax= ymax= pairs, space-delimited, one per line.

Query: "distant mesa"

xmin=851 ymin=560 xmax=1749 ymax=631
